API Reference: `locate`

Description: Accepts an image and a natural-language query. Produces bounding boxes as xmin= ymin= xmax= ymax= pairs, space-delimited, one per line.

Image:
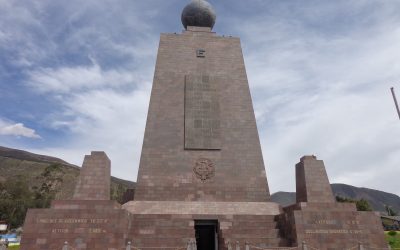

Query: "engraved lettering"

xmin=305 ymin=229 xmax=363 ymax=234
xmin=51 ymin=229 xmax=69 ymax=233
xmin=88 ymin=228 xmax=103 ymax=234
xmin=37 ymin=218 xmax=108 ymax=224
xmin=314 ymin=220 xmax=337 ymax=225
xmin=346 ymin=220 xmax=360 ymax=225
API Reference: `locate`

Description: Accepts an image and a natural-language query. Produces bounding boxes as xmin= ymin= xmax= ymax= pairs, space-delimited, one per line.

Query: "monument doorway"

xmin=195 ymin=220 xmax=218 ymax=250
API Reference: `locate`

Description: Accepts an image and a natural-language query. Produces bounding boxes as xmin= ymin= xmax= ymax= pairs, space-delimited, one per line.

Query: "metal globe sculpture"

xmin=181 ymin=0 xmax=216 ymax=30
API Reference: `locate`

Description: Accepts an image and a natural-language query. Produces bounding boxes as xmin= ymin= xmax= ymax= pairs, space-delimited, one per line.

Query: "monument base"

xmin=123 ymin=201 xmax=287 ymax=249
xmin=20 ymin=152 xmax=389 ymax=250
xmin=279 ymin=202 xmax=388 ymax=249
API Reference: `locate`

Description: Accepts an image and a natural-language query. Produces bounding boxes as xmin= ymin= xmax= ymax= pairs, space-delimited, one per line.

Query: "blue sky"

xmin=1 ymin=0 xmax=399 ymax=195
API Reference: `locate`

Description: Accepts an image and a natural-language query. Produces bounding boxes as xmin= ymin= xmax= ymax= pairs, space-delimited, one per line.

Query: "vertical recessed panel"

xmin=185 ymin=75 xmax=221 ymax=150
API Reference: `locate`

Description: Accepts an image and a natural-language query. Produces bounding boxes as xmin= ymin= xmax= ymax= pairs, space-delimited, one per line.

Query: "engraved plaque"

xmin=185 ymin=74 xmax=220 ymax=149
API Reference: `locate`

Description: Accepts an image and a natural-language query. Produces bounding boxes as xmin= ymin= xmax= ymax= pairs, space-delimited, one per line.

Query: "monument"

xmin=20 ymin=1 xmax=387 ymax=249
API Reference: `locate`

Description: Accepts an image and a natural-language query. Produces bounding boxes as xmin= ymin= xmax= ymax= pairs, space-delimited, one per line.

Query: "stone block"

xmin=73 ymin=151 xmax=111 ymax=200
xmin=279 ymin=155 xmax=387 ymax=249
xmin=281 ymin=203 xmax=387 ymax=249
xmin=296 ymin=155 xmax=335 ymax=203
xmin=20 ymin=201 xmax=129 ymax=250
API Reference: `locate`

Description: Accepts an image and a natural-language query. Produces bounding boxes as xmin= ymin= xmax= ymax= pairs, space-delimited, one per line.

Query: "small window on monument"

xmin=196 ymin=49 xmax=206 ymax=57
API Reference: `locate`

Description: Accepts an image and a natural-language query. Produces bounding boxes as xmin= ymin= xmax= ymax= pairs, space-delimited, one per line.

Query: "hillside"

xmin=332 ymin=183 xmax=400 ymax=213
xmin=0 ymin=146 xmax=135 ymax=201
xmin=271 ymin=184 xmax=400 ymax=213
xmin=0 ymin=146 xmax=72 ymax=166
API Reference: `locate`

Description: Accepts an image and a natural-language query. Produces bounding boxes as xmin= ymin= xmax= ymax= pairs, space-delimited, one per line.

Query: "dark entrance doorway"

xmin=195 ymin=220 xmax=218 ymax=250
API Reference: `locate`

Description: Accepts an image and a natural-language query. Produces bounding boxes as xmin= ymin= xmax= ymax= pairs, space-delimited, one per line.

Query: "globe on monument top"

xmin=181 ymin=0 xmax=216 ymax=30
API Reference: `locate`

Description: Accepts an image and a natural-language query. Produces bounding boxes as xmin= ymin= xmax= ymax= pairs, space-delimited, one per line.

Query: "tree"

xmin=336 ymin=196 xmax=355 ymax=203
xmin=356 ymin=199 xmax=372 ymax=211
xmin=385 ymin=205 xmax=398 ymax=216
xmin=111 ymin=183 xmax=127 ymax=204
xmin=0 ymin=178 xmax=34 ymax=228
xmin=0 ymin=164 xmax=65 ymax=229
xmin=336 ymin=196 xmax=373 ymax=212
xmin=33 ymin=164 xmax=65 ymax=208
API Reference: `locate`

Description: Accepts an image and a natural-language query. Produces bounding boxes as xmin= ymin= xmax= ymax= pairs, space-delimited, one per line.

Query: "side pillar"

xmin=281 ymin=155 xmax=387 ymax=250
xmin=295 ymin=155 xmax=335 ymax=203
xmin=73 ymin=152 xmax=110 ymax=200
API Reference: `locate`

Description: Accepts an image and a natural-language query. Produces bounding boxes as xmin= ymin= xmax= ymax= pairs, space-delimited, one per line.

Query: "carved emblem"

xmin=196 ymin=49 xmax=206 ymax=58
xmin=193 ymin=158 xmax=214 ymax=181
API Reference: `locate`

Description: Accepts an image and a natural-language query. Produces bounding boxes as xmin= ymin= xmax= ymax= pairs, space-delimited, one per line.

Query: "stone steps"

xmin=222 ymin=238 xmax=289 ymax=248
xmin=230 ymin=221 xmax=279 ymax=228
xmin=130 ymin=238 xmax=190 ymax=247
xmin=130 ymin=229 xmax=193 ymax=238
xmin=223 ymin=229 xmax=280 ymax=238
xmin=219 ymin=217 xmax=289 ymax=249
xmin=128 ymin=214 xmax=290 ymax=249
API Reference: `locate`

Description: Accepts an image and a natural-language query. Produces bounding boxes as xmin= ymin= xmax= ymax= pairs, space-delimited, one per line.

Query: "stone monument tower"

xmin=123 ymin=1 xmax=283 ymax=248
xmin=20 ymin=1 xmax=388 ymax=249
xmin=133 ymin=0 xmax=270 ymax=203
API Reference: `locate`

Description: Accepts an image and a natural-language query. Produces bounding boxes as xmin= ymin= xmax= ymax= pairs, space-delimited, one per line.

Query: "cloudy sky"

xmin=0 ymin=0 xmax=399 ymax=195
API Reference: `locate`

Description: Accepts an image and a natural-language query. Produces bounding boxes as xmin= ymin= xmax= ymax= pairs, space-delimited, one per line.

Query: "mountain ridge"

xmin=271 ymin=183 xmax=400 ymax=213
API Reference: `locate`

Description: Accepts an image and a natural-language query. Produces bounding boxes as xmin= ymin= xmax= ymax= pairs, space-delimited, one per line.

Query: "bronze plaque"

xmin=184 ymin=75 xmax=221 ymax=150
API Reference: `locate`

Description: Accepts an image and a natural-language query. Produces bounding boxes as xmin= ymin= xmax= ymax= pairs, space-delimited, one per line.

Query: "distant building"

xmin=0 ymin=221 xmax=7 ymax=232
xmin=381 ymin=215 xmax=400 ymax=230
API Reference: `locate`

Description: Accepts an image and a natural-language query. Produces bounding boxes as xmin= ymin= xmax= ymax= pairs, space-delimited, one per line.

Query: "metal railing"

xmin=0 ymin=243 xmax=7 ymax=250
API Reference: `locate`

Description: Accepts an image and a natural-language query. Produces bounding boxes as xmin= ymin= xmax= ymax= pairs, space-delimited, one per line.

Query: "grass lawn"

xmin=8 ymin=246 xmax=20 ymax=250
xmin=386 ymin=231 xmax=400 ymax=248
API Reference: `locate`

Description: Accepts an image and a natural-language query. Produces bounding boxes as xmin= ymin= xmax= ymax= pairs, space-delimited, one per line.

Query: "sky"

xmin=0 ymin=0 xmax=399 ymax=195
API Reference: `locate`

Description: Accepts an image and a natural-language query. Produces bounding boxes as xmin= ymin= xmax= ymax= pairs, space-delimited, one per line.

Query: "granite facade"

xmin=134 ymin=27 xmax=270 ymax=202
xmin=21 ymin=201 xmax=129 ymax=250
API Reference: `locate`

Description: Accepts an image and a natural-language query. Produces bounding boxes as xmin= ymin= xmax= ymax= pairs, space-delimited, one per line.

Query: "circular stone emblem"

xmin=193 ymin=158 xmax=215 ymax=182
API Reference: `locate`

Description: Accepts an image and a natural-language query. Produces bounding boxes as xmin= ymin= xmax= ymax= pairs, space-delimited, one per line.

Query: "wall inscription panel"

xmin=184 ymin=74 xmax=221 ymax=150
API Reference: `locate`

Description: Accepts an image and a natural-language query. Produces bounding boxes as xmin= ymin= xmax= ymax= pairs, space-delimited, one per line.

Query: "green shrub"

xmin=386 ymin=231 xmax=400 ymax=248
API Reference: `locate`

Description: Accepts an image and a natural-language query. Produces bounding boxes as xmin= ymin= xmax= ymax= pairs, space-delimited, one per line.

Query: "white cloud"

xmin=28 ymin=86 xmax=150 ymax=180
xmin=24 ymin=59 xmax=152 ymax=181
xmin=27 ymin=63 xmax=136 ymax=93
xmin=0 ymin=120 xmax=41 ymax=139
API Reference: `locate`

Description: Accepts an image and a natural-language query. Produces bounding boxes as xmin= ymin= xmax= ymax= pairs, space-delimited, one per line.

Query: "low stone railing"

xmin=61 ymin=239 xmax=197 ymax=250
xmin=61 ymin=240 xmax=397 ymax=250
xmin=225 ymin=241 xmax=395 ymax=250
